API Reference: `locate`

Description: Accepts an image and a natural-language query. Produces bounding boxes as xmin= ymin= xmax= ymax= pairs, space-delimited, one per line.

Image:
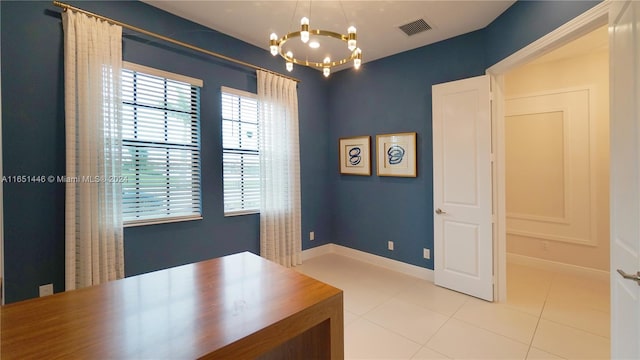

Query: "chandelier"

xmin=269 ymin=3 xmax=362 ymax=77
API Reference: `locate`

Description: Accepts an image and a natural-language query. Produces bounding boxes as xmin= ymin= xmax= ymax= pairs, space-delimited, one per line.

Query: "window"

xmin=221 ymin=87 xmax=260 ymax=215
xmin=121 ymin=62 xmax=202 ymax=226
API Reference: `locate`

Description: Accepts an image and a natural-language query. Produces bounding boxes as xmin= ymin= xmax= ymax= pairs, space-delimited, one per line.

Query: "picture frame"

xmin=339 ymin=136 xmax=371 ymax=176
xmin=376 ymin=132 xmax=417 ymax=177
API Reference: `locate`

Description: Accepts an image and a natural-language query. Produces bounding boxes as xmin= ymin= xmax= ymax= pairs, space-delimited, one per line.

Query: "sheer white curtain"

xmin=257 ymin=70 xmax=302 ymax=267
xmin=62 ymin=11 xmax=124 ymax=290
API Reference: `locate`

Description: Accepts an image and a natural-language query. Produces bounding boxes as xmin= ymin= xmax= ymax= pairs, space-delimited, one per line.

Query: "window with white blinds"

xmin=121 ymin=63 xmax=202 ymax=226
xmin=221 ymin=87 xmax=260 ymax=216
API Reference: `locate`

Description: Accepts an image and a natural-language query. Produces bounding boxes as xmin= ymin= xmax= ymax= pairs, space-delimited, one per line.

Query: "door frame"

xmin=487 ymin=1 xmax=611 ymax=302
xmin=1 ymin=37 xmax=4 ymax=305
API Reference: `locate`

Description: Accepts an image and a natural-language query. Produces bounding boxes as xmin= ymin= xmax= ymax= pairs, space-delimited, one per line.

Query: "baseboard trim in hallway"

xmin=507 ymin=253 xmax=609 ymax=282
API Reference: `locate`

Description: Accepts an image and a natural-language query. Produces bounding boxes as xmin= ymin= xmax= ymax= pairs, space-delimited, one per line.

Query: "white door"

xmin=432 ymin=75 xmax=493 ymax=301
xmin=610 ymin=1 xmax=640 ymax=358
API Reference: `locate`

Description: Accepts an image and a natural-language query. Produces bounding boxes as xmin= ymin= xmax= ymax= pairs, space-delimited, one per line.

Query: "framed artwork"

xmin=376 ymin=132 xmax=417 ymax=177
xmin=339 ymin=136 xmax=371 ymax=176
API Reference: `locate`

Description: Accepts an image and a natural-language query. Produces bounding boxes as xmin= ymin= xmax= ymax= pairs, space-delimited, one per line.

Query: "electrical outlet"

xmin=423 ymin=248 xmax=431 ymax=259
xmin=542 ymin=241 xmax=549 ymax=251
xmin=39 ymin=284 xmax=53 ymax=297
xmin=309 ymin=231 xmax=315 ymax=241
xmin=388 ymin=240 xmax=394 ymax=251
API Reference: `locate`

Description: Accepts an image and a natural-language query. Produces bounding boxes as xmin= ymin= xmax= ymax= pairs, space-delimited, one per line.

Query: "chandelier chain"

xmin=289 ymin=0 xmax=299 ymax=34
xmin=339 ymin=1 xmax=349 ymax=27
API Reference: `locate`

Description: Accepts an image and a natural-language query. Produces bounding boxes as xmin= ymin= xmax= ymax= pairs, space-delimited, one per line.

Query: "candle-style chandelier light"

xmin=268 ymin=1 xmax=362 ymax=77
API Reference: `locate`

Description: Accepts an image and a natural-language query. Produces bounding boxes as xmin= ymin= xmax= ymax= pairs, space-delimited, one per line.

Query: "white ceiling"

xmin=143 ymin=1 xmax=516 ymax=72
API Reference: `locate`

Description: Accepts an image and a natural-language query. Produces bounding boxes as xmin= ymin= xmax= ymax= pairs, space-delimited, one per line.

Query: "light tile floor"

xmin=295 ymin=254 xmax=610 ymax=360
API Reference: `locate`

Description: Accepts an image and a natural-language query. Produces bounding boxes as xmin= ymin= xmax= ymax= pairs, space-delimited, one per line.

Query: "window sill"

xmin=124 ymin=215 xmax=203 ymax=228
xmin=224 ymin=210 xmax=259 ymax=217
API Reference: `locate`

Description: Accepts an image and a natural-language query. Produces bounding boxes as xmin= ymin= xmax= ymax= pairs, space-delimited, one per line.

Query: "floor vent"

xmin=398 ymin=19 xmax=432 ymax=36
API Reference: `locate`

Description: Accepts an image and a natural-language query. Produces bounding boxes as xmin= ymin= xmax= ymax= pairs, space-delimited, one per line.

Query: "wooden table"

xmin=0 ymin=252 xmax=344 ymax=359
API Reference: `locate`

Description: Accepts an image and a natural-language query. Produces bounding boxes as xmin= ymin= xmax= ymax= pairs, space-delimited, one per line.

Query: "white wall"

xmin=504 ymin=42 xmax=609 ymax=271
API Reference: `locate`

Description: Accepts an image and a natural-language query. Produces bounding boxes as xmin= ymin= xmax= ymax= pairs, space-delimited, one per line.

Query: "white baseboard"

xmin=302 ymin=243 xmax=434 ymax=282
xmin=507 ymin=253 xmax=609 ymax=282
xmin=302 ymin=247 xmax=609 ymax=290
xmin=301 ymin=243 xmax=335 ymax=261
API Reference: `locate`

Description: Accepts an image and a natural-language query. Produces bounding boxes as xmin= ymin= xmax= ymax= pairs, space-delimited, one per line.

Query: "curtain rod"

xmin=52 ymin=1 xmax=301 ymax=83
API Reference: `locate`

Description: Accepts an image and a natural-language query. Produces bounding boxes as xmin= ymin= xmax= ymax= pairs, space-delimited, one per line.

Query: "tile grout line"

xmin=540 ymin=317 xmax=612 ymax=340
xmin=525 ymin=296 xmax=548 ymax=359
xmin=352 ymin=316 xmax=424 ymax=357
xmin=408 ymin=307 xmax=460 ymax=359
xmin=450 ymin=314 xmax=535 ymax=350
xmin=543 ymin=270 xmax=611 ymax=339
xmin=509 ymin=264 xmax=556 ymax=359
xmin=525 ymin=270 xmax=566 ymax=359
xmin=411 ymin=299 xmax=488 ymax=359
xmin=361 ymin=293 xmax=453 ymax=351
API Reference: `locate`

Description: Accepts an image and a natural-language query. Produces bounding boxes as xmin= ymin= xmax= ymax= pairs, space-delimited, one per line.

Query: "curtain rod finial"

xmin=53 ymin=1 xmax=68 ymax=11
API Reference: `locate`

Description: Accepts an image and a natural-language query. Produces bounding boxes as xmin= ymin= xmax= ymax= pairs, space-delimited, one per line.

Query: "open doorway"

xmin=488 ymin=1 xmax=610 ymax=302
xmin=488 ymin=2 xmax=640 ymax=357
xmin=502 ymin=24 xmax=611 ymax=349
xmin=485 ymin=2 xmax=614 ymax=356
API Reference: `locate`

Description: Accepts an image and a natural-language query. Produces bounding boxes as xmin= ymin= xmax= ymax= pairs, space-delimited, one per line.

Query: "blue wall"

xmin=1 ymin=0 xmax=599 ymax=303
xmin=328 ymin=30 xmax=487 ymax=269
xmin=327 ymin=0 xmax=600 ymax=268
xmin=1 ymin=0 xmax=331 ymax=303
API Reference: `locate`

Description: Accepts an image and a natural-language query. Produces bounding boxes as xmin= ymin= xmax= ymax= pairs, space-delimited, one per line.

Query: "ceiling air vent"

xmin=398 ymin=19 xmax=432 ymax=36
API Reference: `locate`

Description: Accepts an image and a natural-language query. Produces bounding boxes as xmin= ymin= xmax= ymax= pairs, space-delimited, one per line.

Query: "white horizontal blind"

xmin=122 ymin=67 xmax=202 ymax=226
xmin=221 ymin=87 xmax=260 ymax=215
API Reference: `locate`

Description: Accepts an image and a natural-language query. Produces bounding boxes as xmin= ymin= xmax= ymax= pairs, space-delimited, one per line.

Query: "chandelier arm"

xmin=277 ymin=29 xmax=358 ymax=68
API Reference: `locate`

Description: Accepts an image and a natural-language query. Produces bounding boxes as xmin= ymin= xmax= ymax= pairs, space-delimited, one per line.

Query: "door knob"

xmin=616 ymin=269 xmax=640 ymax=286
xmin=435 ymin=208 xmax=447 ymax=215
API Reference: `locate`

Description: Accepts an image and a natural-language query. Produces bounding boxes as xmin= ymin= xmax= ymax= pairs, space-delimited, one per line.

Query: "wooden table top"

xmin=0 ymin=252 xmax=343 ymax=359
